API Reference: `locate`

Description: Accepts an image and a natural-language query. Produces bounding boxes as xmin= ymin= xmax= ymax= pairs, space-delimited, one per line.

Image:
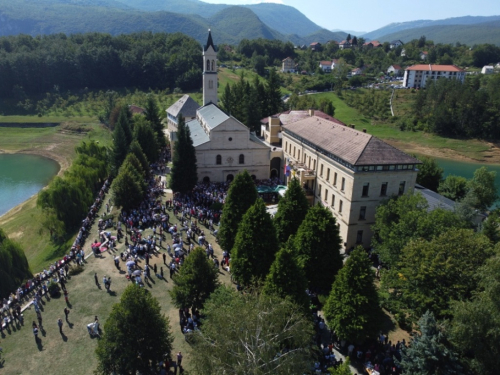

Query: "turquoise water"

xmin=0 ymin=154 xmax=60 ymax=216
xmin=434 ymin=157 xmax=500 ymax=205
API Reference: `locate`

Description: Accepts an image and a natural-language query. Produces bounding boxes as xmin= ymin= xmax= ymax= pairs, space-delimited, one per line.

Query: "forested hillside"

xmin=0 ymin=32 xmax=203 ymax=99
xmin=378 ymin=21 xmax=500 ymax=46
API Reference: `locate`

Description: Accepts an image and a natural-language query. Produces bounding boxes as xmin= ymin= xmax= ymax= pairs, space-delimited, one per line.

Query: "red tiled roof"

xmin=406 ymin=64 xmax=464 ymax=72
xmin=339 ymin=40 xmax=349 ymax=44
xmin=310 ymin=42 xmax=320 ymax=46
xmin=421 ymin=51 xmax=428 ymax=55
xmin=129 ymin=105 xmax=145 ymax=115
xmin=320 ymin=60 xmax=332 ymax=65
xmin=391 ymin=65 xmax=402 ymax=70
xmin=332 ymin=59 xmax=339 ymax=64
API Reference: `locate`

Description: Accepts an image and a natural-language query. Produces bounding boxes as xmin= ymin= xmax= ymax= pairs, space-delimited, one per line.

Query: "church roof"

xmin=283 ymin=117 xmax=419 ymax=166
xmin=204 ymin=29 xmax=217 ymax=52
xmin=186 ymin=119 xmax=210 ymax=147
xmin=198 ymin=104 xmax=230 ymax=130
xmin=166 ymin=95 xmax=200 ymax=118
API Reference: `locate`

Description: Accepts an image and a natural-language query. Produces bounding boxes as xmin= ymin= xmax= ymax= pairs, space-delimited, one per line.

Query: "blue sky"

xmin=202 ymin=0 xmax=500 ymax=33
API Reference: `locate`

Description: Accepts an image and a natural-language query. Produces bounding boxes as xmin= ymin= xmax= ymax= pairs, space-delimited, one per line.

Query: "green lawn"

xmin=310 ymin=92 xmax=496 ymax=162
xmin=0 ymin=115 xmax=96 ymax=123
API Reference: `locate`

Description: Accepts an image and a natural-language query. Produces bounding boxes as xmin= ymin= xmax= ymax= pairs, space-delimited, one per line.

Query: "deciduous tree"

xmin=0 ymin=228 xmax=32 ymax=298
xmin=416 ymin=156 xmax=443 ymax=191
xmin=438 ymin=175 xmax=468 ymax=201
xmin=191 ymin=287 xmax=314 ymax=375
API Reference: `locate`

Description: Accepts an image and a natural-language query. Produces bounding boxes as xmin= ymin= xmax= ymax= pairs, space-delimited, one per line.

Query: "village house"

xmin=282 ymin=57 xmax=296 ymax=73
xmin=387 ymin=65 xmax=402 ymax=76
xmin=310 ymin=42 xmax=321 ymax=51
xmin=481 ymin=65 xmax=494 ymax=74
xmin=390 ymin=40 xmax=404 ymax=49
xmin=338 ymin=40 xmax=351 ymax=50
xmin=319 ymin=60 xmax=333 ymax=72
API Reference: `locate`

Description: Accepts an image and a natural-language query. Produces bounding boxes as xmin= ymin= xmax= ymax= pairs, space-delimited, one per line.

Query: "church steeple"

xmin=203 ymin=29 xmax=218 ymax=106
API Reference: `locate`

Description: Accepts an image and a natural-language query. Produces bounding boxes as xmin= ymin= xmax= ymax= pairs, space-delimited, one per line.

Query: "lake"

xmin=0 ymin=153 xmax=60 ymax=216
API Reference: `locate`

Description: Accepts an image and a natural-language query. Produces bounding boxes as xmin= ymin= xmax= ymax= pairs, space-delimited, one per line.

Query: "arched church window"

xmin=211 ymin=60 xmax=215 ymax=71
xmin=206 ymin=60 xmax=210 ymax=71
xmin=239 ymin=154 xmax=245 ymax=164
xmin=216 ymin=155 xmax=222 ymax=165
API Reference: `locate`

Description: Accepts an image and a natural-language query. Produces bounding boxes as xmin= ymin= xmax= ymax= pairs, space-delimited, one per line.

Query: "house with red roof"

xmin=338 ymin=40 xmax=351 ymax=50
xmin=403 ymin=64 xmax=465 ymax=88
xmin=387 ymin=65 xmax=402 ymax=76
xmin=310 ymin=42 xmax=321 ymax=51
xmin=420 ymin=51 xmax=429 ymax=60
xmin=363 ymin=40 xmax=382 ymax=48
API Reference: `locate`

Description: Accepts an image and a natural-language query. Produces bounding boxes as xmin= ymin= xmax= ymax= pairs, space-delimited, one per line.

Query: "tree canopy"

xmin=191 ymin=286 xmax=314 ymax=375
xmin=218 ymin=170 xmax=258 ymax=252
xmin=293 ymin=204 xmax=343 ymax=292
xmin=231 ymin=198 xmax=279 ymax=286
xmin=169 ymin=115 xmax=198 ymax=194
xmin=95 ymin=284 xmax=174 ymax=375
xmin=273 ymin=177 xmax=309 ymax=244
xmin=416 ymin=156 xmax=443 ymax=191
xmin=170 ymin=247 xmax=220 ymax=310
xmin=0 ymin=228 xmax=32 ymax=299
xmin=324 ymin=247 xmax=382 ymax=342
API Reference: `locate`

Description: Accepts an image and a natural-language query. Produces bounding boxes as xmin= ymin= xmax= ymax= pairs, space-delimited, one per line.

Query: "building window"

xmin=206 ymin=60 xmax=210 ymax=71
xmin=339 ymin=200 xmax=343 ymax=213
xmin=293 ymin=146 xmax=296 ymax=158
xmin=326 ymin=168 xmax=330 ymax=181
xmin=324 ymin=189 xmax=328 ymax=202
xmin=239 ymin=154 xmax=244 ymax=164
xmin=298 ymin=150 xmax=300 ymax=160
xmin=356 ymin=230 xmax=363 ymax=244
xmin=320 ymin=164 xmax=324 ymax=177
xmin=341 ymin=177 xmax=345 ymax=191
xmin=318 ymin=184 xmax=322 ymax=197
xmin=216 ymin=155 xmax=222 ymax=165
xmin=399 ymin=181 xmax=406 ymax=195
xmin=380 ymin=182 xmax=388 ymax=196
xmin=212 ymin=60 xmax=215 ymax=71
xmin=313 ymin=159 xmax=316 ymax=171
xmin=333 ymin=172 xmax=338 ymax=186
xmin=359 ymin=206 xmax=366 ymax=220
xmin=303 ymin=153 xmax=307 ymax=163
xmin=362 ymin=183 xmax=369 ymax=197
xmin=331 ymin=194 xmax=335 ymax=207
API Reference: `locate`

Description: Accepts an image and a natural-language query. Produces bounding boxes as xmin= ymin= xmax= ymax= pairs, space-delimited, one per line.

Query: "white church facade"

xmin=166 ymin=31 xmax=271 ymax=183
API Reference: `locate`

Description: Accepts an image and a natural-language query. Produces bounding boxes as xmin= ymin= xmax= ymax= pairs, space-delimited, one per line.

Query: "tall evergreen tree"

xmin=399 ymin=311 xmax=462 ymax=375
xmin=169 ymin=115 xmax=198 ymax=194
xmin=0 ymin=228 xmax=32 ymax=298
xmin=117 ymin=105 xmax=133 ymax=145
xmin=95 ymin=284 xmax=174 ymax=375
xmin=231 ymin=198 xmax=279 ymax=286
xmin=265 ymin=69 xmax=283 ymax=116
xmin=293 ymin=204 xmax=343 ymax=291
xmin=170 ymin=247 xmax=220 ymax=310
xmin=133 ymin=117 xmax=159 ymax=163
xmin=273 ymin=177 xmax=309 ymax=244
xmin=111 ymin=161 xmax=145 ymax=210
xmin=218 ymin=170 xmax=258 ymax=252
xmin=129 ymin=140 xmax=150 ymax=178
xmin=112 ymin=118 xmax=129 ymax=174
xmin=144 ymin=96 xmax=166 ymax=148
xmin=262 ymin=245 xmax=309 ymax=309
xmin=324 ymin=247 xmax=382 ymax=342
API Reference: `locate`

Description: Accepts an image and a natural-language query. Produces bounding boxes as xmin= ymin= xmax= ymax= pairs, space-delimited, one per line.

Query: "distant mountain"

xmin=331 ymin=29 xmax=366 ymax=36
xmin=0 ymin=0 xmax=345 ymax=45
xmin=364 ymin=15 xmax=500 ymax=41
xmin=114 ymin=0 xmax=324 ymax=37
xmin=377 ymin=21 xmax=500 ymax=46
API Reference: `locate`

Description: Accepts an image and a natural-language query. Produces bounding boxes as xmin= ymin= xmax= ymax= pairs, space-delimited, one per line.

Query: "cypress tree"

xmin=218 ymin=170 xmax=258 ymax=252
xmin=231 ymin=198 xmax=279 ymax=286
xmin=144 ymin=96 xmax=166 ymax=148
xmin=112 ymin=161 xmax=145 ymax=210
xmin=169 ymin=115 xmax=198 ymax=194
xmin=129 ymin=140 xmax=150 ymax=178
xmin=265 ymin=69 xmax=283 ymax=116
xmin=112 ymin=118 xmax=129 ymax=173
xmin=262 ymin=245 xmax=309 ymax=309
xmin=133 ymin=118 xmax=159 ymax=163
xmin=273 ymin=177 xmax=309 ymax=244
xmin=293 ymin=204 xmax=343 ymax=291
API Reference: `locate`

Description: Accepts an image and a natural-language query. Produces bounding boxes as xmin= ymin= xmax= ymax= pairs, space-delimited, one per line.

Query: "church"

xmin=166 ymin=31 xmax=270 ymax=183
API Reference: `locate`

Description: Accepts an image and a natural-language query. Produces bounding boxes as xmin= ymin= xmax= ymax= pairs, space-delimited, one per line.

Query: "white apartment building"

xmin=282 ymin=114 xmax=420 ymax=251
xmin=403 ymin=64 xmax=465 ymax=88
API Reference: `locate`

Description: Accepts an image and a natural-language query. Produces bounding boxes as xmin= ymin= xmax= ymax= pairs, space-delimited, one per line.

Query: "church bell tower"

xmin=203 ymin=29 xmax=218 ymax=106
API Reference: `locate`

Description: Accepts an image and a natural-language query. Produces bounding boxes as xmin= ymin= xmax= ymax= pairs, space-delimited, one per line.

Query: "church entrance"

xmin=226 ymin=174 xmax=234 ymax=182
xmin=203 ymin=176 xmax=210 ymax=184
xmin=270 ymin=157 xmax=281 ymax=180
xmin=270 ymin=169 xmax=278 ymax=179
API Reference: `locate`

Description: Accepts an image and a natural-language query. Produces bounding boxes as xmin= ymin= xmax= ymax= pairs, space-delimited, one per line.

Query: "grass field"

xmin=0 ymin=187 xmax=232 ymax=375
xmin=310 ymin=91 xmax=499 ymax=163
xmin=0 ymin=123 xmax=113 ymax=272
